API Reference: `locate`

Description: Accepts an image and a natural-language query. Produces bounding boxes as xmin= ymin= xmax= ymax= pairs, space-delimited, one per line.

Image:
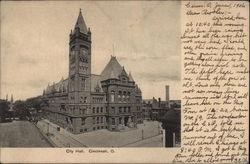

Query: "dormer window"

xmin=127 ymin=92 xmax=130 ymax=100
xmin=95 ymin=85 xmax=100 ymax=92
xmin=121 ymin=77 xmax=127 ymax=84
xmin=123 ymin=91 xmax=126 ymax=101
xmin=118 ymin=91 xmax=122 ymax=101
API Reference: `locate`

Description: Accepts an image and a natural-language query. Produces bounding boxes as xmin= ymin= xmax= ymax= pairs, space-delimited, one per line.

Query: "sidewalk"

xmin=36 ymin=119 xmax=163 ymax=147
xmin=37 ymin=120 xmax=86 ymax=147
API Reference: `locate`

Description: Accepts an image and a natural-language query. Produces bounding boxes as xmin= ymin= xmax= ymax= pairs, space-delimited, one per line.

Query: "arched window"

xmin=127 ymin=92 xmax=130 ymax=100
xmin=118 ymin=91 xmax=122 ymax=101
xmin=80 ymin=78 xmax=85 ymax=91
xmin=110 ymin=91 xmax=115 ymax=102
xmin=123 ymin=91 xmax=126 ymax=101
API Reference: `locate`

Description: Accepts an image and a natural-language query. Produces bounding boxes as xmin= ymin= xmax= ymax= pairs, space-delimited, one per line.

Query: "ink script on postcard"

xmin=174 ymin=1 xmax=249 ymax=163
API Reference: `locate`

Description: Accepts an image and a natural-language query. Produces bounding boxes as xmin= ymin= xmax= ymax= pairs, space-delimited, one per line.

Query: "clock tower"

xmin=68 ymin=9 xmax=91 ymax=108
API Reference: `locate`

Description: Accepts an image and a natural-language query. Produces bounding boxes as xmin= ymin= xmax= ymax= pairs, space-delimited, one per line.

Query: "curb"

xmin=119 ymin=134 xmax=162 ymax=147
xmin=31 ymin=122 xmax=57 ymax=147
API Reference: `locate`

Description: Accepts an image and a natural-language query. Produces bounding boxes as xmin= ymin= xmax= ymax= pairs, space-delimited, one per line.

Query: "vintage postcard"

xmin=0 ymin=0 xmax=249 ymax=163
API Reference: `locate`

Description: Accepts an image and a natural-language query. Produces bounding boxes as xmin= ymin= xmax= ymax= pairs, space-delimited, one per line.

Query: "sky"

xmin=1 ymin=1 xmax=181 ymax=101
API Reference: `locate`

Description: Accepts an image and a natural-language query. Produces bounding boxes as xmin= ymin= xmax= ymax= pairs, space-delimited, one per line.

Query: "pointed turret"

xmin=74 ymin=9 xmax=88 ymax=34
xmin=120 ymin=66 xmax=128 ymax=77
xmin=128 ymin=72 xmax=135 ymax=82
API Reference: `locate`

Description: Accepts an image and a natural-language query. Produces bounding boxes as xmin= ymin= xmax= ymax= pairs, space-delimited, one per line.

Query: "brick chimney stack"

xmin=166 ymin=85 xmax=170 ymax=108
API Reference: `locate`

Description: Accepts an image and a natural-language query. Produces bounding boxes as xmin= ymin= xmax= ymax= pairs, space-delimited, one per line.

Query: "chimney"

xmin=158 ymin=98 xmax=161 ymax=107
xmin=166 ymin=85 xmax=170 ymax=108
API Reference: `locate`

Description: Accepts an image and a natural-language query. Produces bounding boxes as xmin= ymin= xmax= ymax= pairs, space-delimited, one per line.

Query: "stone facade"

xmin=42 ymin=10 xmax=142 ymax=134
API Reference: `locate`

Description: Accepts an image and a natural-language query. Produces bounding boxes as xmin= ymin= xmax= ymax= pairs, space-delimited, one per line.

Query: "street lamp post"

xmin=142 ymin=129 xmax=144 ymax=140
xmin=158 ymin=122 xmax=161 ymax=134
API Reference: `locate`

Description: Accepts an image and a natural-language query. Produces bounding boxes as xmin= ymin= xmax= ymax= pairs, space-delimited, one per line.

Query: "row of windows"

xmin=79 ymin=126 xmax=108 ymax=133
xmin=93 ymin=126 xmax=107 ymax=131
xmin=80 ymin=116 xmax=106 ymax=126
xmin=92 ymin=107 xmax=105 ymax=114
xmin=118 ymin=91 xmax=131 ymax=96
xmin=66 ymin=107 xmax=87 ymax=115
xmin=119 ymin=107 xmax=131 ymax=113
xmin=93 ymin=117 xmax=105 ymax=124
xmin=70 ymin=96 xmax=87 ymax=103
xmin=110 ymin=91 xmax=131 ymax=102
xmin=61 ymin=106 xmax=107 ymax=115
xmin=92 ymin=97 xmax=103 ymax=103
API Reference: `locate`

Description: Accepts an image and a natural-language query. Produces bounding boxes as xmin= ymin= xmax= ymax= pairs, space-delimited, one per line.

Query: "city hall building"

xmin=42 ymin=10 xmax=142 ymax=134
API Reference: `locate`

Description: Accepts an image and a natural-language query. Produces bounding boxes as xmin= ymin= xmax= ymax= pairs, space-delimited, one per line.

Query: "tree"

xmin=0 ymin=99 xmax=10 ymax=122
xmin=161 ymin=109 xmax=181 ymax=147
xmin=13 ymin=100 xmax=30 ymax=120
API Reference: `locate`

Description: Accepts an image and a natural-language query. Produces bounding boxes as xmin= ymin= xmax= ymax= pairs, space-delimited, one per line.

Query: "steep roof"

xmin=45 ymin=78 xmax=68 ymax=94
xmin=91 ymin=74 xmax=103 ymax=92
xmin=100 ymin=56 xmax=123 ymax=81
xmin=74 ymin=10 xmax=88 ymax=34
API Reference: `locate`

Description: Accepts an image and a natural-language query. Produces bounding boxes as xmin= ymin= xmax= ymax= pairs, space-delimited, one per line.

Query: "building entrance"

xmin=124 ymin=116 xmax=129 ymax=126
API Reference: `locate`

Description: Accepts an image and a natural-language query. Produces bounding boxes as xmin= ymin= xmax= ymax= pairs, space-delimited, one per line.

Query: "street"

xmin=0 ymin=121 xmax=52 ymax=147
xmin=37 ymin=119 xmax=163 ymax=147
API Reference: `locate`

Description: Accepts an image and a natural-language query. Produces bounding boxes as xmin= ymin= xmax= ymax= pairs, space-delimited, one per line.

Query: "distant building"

xmin=150 ymin=97 xmax=165 ymax=120
xmin=169 ymin=100 xmax=181 ymax=111
xmin=41 ymin=10 xmax=142 ymax=134
xmin=142 ymin=85 xmax=175 ymax=121
xmin=142 ymin=100 xmax=151 ymax=120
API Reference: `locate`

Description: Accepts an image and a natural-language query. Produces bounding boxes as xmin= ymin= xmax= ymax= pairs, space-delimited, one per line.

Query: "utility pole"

xmin=47 ymin=122 xmax=49 ymax=135
xmin=173 ymin=132 xmax=176 ymax=147
xmin=158 ymin=122 xmax=160 ymax=134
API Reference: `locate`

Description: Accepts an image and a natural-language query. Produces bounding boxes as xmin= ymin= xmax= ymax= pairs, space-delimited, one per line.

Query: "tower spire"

xmin=74 ymin=9 xmax=88 ymax=34
xmin=11 ymin=94 xmax=13 ymax=103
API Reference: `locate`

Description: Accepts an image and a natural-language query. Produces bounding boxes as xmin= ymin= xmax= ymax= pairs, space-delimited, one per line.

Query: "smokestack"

xmin=11 ymin=94 xmax=13 ymax=103
xmin=158 ymin=98 xmax=161 ymax=107
xmin=166 ymin=85 xmax=170 ymax=108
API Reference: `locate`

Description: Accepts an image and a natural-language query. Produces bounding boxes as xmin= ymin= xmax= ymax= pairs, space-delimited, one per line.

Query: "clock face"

xmin=79 ymin=55 xmax=88 ymax=63
xmin=79 ymin=49 xmax=88 ymax=63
